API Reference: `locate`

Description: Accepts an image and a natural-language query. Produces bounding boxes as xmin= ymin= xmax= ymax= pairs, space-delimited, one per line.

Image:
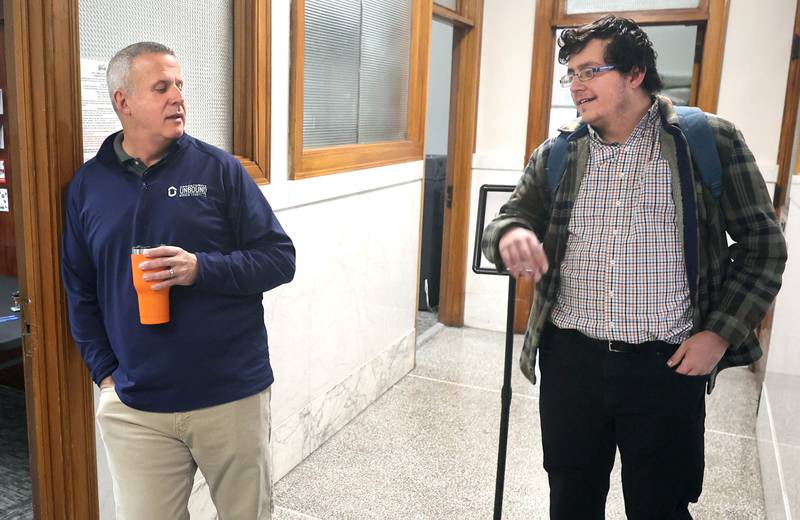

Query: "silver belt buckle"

xmin=608 ymin=339 xmax=624 ymax=353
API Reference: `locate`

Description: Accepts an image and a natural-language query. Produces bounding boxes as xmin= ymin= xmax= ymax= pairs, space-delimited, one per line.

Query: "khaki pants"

xmin=96 ymin=386 xmax=273 ymax=520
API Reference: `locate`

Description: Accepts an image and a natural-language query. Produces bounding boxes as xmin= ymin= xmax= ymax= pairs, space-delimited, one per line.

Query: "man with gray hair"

xmin=62 ymin=41 xmax=295 ymax=519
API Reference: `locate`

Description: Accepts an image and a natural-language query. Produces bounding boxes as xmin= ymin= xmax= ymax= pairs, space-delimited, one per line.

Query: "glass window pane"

xmin=566 ymin=0 xmax=699 ymax=14
xmin=358 ymin=0 xmax=411 ymax=144
xmin=434 ymin=0 xmax=458 ymax=10
xmin=647 ymin=25 xmax=696 ymax=106
xmin=303 ymin=0 xmax=361 ymax=148
xmin=303 ymin=0 xmax=412 ymax=149
xmin=78 ymin=0 xmax=234 ymax=153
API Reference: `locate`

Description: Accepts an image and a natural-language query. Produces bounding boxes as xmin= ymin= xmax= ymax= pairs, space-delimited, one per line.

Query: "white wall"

xmin=466 ymin=0 xmax=536 ymax=331
xmin=472 ymin=0 xmax=536 ymax=172
xmin=717 ymin=0 xmax=796 ymax=181
xmin=264 ymin=0 xmax=423 ymax=485
xmin=425 ymin=20 xmax=454 ymax=156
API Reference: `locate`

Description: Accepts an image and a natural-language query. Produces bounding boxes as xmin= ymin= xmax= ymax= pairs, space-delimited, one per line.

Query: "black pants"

xmin=538 ymin=322 xmax=706 ymax=520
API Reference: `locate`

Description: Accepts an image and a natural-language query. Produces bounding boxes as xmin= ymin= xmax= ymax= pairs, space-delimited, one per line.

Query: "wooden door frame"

xmin=514 ymin=0 xmax=731 ymax=331
xmin=434 ymin=0 xmax=484 ymax=326
xmin=774 ymin=0 xmax=800 ymax=224
xmin=4 ymin=0 xmax=99 ymax=518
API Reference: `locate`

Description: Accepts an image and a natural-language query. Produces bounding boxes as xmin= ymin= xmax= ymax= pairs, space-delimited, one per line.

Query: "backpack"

xmin=545 ymin=106 xmax=722 ymax=207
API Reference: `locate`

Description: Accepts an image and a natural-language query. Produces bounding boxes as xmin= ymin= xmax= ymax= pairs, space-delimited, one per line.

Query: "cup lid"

xmin=131 ymin=245 xmax=161 ymax=254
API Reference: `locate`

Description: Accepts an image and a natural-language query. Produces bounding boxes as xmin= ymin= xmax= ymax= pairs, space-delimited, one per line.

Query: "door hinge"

xmin=20 ymin=296 xmax=33 ymax=357
xmin=446 ymin=185 xmax=453 ymax=209
xmin=792 ymin=34 xmax=799 ymax=60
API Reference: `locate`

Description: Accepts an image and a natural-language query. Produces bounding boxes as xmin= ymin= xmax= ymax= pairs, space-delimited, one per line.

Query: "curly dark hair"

xmin=558 ymin=15 xmax=663 ymax=94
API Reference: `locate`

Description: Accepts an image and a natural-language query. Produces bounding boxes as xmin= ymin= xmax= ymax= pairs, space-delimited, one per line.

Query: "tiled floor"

xmin=0 ymin=386 xmax=34 ymax=520
xmin=274 ymin=327 xmax=766 ymax=519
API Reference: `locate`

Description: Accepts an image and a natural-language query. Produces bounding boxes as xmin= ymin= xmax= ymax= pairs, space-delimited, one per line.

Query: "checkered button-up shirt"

xmin=480 ymin=97 xmax=786 ymax=393
xmin=550 ymin=102 xmax=692 ymax=344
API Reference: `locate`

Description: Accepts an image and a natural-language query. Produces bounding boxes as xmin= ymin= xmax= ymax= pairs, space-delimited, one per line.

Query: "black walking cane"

xmin=471 ymin=184 xmax=517 ymax=520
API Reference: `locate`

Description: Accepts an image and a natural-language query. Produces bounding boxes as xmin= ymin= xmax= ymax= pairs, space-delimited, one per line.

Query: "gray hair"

xmin=107 ymin=42 xmax=176 ymax=111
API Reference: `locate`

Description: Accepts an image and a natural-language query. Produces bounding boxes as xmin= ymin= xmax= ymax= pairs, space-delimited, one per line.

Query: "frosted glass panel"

xmin=304 ymin=0 xmax=412 ymax=149
xmin=78 ymin=0 xmax=233 ymax=152
xmin=434 ymin=0 xmax=458 ymax=9
xmin=358 ymin=0 xmax=411 ymax=144
xmin=566 ymin=0 xmax=699 ymax=13
xmin=303 ymin=0 xmax=361 ymax=148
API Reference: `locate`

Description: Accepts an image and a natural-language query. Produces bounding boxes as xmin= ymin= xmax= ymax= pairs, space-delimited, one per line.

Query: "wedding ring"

xmin=169 ymin=268 xmax=175 ymax=278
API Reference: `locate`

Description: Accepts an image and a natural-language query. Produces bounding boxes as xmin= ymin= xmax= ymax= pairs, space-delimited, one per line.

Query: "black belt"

xmin=547 ymin=322 xmax=680 ymax=355
xmin=602 ymin=337 xmax=679 ymax=355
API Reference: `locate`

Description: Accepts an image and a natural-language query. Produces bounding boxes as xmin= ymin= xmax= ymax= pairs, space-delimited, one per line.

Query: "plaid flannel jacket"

xmin=481 ymin=98 xmax=787 ymax=393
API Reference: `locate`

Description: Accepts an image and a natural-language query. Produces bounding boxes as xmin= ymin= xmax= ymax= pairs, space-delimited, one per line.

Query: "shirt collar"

xmin=113 ymin=131 xmax=178 ymax=176
xmin=588 ymin=100 xmax=660 ymax=147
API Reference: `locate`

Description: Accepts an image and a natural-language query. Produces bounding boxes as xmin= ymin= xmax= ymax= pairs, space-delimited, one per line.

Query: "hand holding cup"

xmin=136 ymin=245 xmax=199 ymax=290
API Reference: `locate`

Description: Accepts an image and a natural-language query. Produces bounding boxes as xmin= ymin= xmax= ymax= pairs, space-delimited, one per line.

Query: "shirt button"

xmin=609 ymin=259 xmax=616 ymax=266
xmin=615 ymin=200 xmax=622 ymax=207
xmin=612 ymin=229 xmax=618 ymax=236
xmin=608 ymin=322 xmax=615 ymax=329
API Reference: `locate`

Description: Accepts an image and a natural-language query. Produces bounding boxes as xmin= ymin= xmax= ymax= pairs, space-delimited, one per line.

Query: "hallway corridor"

xmin=271 ymin=327 xmax=766 ymax=519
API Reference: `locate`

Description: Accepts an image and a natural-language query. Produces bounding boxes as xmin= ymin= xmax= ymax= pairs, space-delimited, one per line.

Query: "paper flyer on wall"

xmin=81 ymin=59 xmax=122 ymax=163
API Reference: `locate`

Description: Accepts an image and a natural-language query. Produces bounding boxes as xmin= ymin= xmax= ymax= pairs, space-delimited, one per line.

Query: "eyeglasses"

xmin=559 ymin=65 xmax=616 ymax=87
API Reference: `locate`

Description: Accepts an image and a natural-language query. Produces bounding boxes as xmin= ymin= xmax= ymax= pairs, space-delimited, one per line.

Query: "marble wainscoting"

xmin=271 ymin=329 xmax=416 ymax=481
xmin=757 ymin=374 xmax=800 ymax=519
xmin=185 ymin=331 xmax=415 ymax=519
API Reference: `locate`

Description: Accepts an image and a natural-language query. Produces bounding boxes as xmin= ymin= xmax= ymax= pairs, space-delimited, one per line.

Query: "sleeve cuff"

xmin=192 ymin=251 xmax=219 ymax=291
xmin=481 ymin=218 xmax=533 ymax=272
xmin=704 ymin=310 xmax=751 ymax=349
xmin=91 ymin=359 xmax=119 ymax=386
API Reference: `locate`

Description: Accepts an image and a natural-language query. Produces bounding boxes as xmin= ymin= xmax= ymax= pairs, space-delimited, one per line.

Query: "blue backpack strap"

xmin=546 ymin=132 xmax=571 ymax=207
xmin=675 ymin=106 xmax=723 ymax=199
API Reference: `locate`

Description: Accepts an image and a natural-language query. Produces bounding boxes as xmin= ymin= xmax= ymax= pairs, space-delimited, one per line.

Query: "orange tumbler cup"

xmin=131 ymin=246 xmax=170 ymax=325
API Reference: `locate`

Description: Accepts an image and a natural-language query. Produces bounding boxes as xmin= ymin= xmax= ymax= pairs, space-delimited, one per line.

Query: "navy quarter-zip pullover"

xmin=62 ymin=132 xmax=295 ymax=412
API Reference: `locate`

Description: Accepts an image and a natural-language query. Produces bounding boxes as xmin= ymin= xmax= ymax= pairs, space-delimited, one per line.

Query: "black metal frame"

xmin=471 ymin=183 xmax=517 ymax=520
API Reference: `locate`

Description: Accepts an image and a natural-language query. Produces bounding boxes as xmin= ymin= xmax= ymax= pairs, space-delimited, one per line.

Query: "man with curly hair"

xmin=482 ymin=14 xmax=786 ymax=520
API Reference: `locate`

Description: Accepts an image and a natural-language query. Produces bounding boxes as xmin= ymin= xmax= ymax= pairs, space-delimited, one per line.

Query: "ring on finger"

xmin=169 ymin=268 xmax=175 ymax=278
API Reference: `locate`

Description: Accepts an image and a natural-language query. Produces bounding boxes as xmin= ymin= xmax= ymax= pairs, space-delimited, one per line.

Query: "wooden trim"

xmin=555 ymin=0 xmax=709 ymax=26
xmin=288 ymin=0 xmax=304 ymax=179
xmin=775 ymin=0 xmax=800 ymax=218
xmin=695 ymin=0 xmax=729 ymax=112
xmin=290 ymin=0 xmax=430 ymax=180
xmin=513 ymin=278 xmax=534 ymax=333
xmin=292 ymin=140 xmax=422 ymax=179
xmin=232 ymin=0 xmax=270 ymax=185
xmin=688 ymin=26 xmax=703 ymax=107
xmin=525 ymin=0 xmax=556 ymax=160
xmin=556 ymin=9 xmax=709 ymax=26
xmin=4 ymin=0 xmax=99 ymax=518
xmin=433 ymin=4 xmax=474 ymax=27
xmin=438 ymin=0 xmax=483 ymax=326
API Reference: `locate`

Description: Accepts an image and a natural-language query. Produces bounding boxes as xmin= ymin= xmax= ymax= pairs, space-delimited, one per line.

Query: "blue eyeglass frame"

xmin=559 ymin=65 xmax=616 ymax=87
